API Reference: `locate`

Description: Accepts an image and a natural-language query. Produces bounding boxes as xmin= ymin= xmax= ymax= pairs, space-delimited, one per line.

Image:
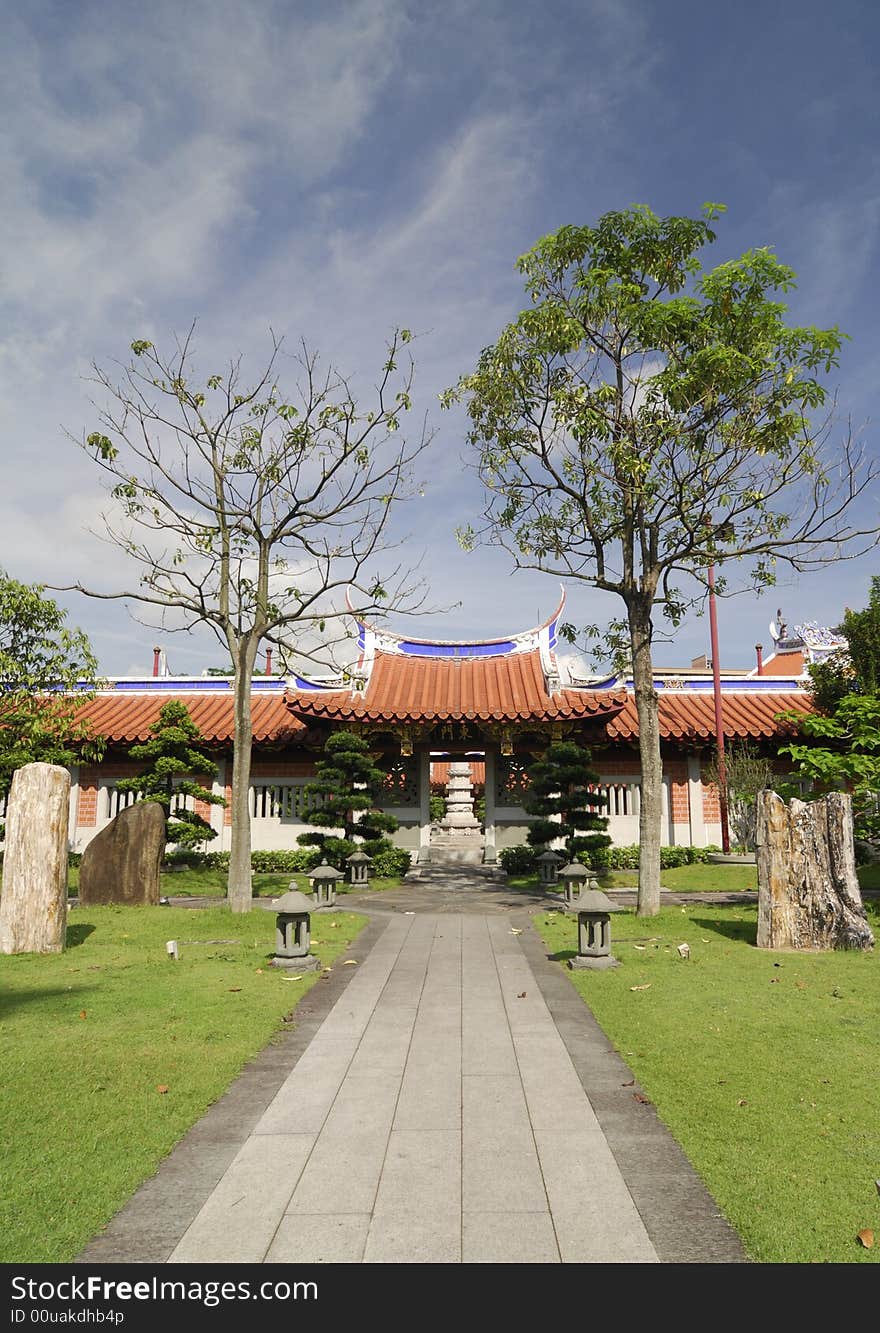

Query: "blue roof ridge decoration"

xmin=346 ymin=587 xmax=565 ymax=660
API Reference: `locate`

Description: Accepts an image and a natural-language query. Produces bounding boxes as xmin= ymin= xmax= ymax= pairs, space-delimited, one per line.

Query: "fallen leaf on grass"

xmin=329 ymin=922 xmax=339 ymax=929
xmin=630 ymin=983 xmax=652 ymax=992
xmin=633 ymin=945 xmax=646 ymax=951
xmin=770 ymin=978 xmax=780 ymax=984
xmin=281 ymin=975 xmax=303 ymax=982
xmin=796 ymin=980 xmax=807 ymax=989
xmin=79 ymin=1010 xmax=87 ymax=1020
xmin=856 ymin=1229 xmax=874 ymax=1249
xmin=228 ymin=987 xmax=242 ymax=992
xmin=677 ymin=943 xmax=690 ymax=959
xmin=255 ymin=968 xmax=263 ymax=974
xmin=157 ymin=1085 xmax=169 ymax=1095
xmin=701 ymin=938 xmax=711 ymax=944
xmin=737 ymin=1099 xmax=748 ymax=1107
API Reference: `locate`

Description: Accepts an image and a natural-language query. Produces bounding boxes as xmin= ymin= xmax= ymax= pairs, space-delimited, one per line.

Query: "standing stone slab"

xmin=0 ymin=762 xmax=70 ymax=954
xmin=756 ymin=789 xmax=874 ymax=951
xmin=79 ymin=801 xmax=166 ymax=906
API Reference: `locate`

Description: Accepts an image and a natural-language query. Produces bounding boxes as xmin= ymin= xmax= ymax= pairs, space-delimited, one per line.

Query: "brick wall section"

xmin=670 ymin=777 xmax=690 ymax=823
xmin=224 ymin=782 xmax=232 ymax=826
xmin=250 ymin=761 xmax=316 ymax=777
xmin=592 ymin=752 xmax=642 ymax=774
xmin=77 ymin=771 xmax=99 ymax=827
xmin=194 ymin=798 xmax=212 ymax=821
xmin=701 ymin=773 xmax=721 ymax=821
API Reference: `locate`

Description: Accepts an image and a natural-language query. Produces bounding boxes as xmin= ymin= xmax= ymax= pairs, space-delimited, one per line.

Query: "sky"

xmin=2 ymin=0 xmax=879 ymax=678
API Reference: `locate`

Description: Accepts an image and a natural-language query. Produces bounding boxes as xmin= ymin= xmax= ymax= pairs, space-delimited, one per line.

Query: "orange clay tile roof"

xmin=72 ymin=692 xmax=306 ymax=745
xmin=606 ymin=690 xmax=814 ymax=742
xmin=431 ymin=761 xmax=486 ymax=788
xmin=286 ymin=650 xmax=629 ymax=725
xmin=758 ymin=650 xmax=806 ymax=676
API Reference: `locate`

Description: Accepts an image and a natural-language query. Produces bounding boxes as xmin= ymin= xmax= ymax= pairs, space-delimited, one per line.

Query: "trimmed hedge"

xmin=158 ymin=845 xmax=411 ymax=876
xmin=498 ymin=843 xmax=722 ymax=874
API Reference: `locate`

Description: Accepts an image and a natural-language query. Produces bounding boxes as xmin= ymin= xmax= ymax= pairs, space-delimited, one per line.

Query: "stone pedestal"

xmin=440 ymin=762 xmax=481 ymax=832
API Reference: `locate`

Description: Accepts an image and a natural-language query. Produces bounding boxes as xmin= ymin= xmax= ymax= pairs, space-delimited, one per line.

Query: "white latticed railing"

xmin=249 ymin=783 xmax=321 ymax=822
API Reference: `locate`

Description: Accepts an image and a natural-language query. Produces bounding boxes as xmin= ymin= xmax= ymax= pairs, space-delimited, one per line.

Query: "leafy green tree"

xmin=297 ymin=731 xmax=398 ymax=868
xmin=779 ymin=696 xmax=880 ymax=853
xmin=524 ymin=740 xmax=610 ymax=864
xmin=0 ymin=573 xmax=102 ymax=805
xmin=807 ymin=576 xmax=880 ymax=712
xmin=783 ymin=578 xmax=880 ymax=853
xmin=704 ymin=740 xmax=774 ymax=853
xmin=446 ymin=204 xmax=879 ymax=914
xmin=115 ymin=701 xmax=225 ymax=849
xmin=58 ymin=327 xmax=430 ymax=911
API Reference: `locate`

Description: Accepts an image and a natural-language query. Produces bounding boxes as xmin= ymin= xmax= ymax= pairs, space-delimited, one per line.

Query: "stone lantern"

xmin=536 ymin=849 xmax=564 ymax=887
xmin=345 ymin=850 xmax=373 ymax=885
xmin=308 ymin=860 xmax=343 ymax=910
xmin=570 ymin=887 xmax=624 ymax=970
xmin=272 ymin=890 xmax=320 ymax=971
xmin=557 ymin=860 xmax=588 ymax=910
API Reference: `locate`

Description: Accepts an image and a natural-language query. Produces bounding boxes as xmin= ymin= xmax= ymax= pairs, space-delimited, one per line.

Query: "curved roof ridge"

xmin=346 ymin=587 xmax=566 ymax=656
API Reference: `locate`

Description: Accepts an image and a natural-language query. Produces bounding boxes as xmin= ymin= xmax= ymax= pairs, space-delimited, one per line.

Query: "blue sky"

xmin=2 ymin=0 xmax=878 ymax=675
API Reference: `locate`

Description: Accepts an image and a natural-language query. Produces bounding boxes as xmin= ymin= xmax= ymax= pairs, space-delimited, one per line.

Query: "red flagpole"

xmin=708 ymin=562 xmax=731 ymax=853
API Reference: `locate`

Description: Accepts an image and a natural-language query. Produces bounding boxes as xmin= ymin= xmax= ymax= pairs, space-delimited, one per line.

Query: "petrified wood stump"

xmin=0 ymin=762 xmax=70 ymax=954
xmin=756 ymin=789 xmax=874 ymax=951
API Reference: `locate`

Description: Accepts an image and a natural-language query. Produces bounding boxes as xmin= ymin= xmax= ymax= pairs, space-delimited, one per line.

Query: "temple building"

xmin=62 ymin=594 xmax=833 ymax=860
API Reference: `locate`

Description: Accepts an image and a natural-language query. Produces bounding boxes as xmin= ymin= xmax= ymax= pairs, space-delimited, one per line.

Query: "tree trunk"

xmin=629 ymin=601 xmax=663 ymax=917
xmin=756 ymin=789 xmax=874 ymax=950
xmin=0 ymin=763 xmax=70 ymax=954
xmin=227 ymin=643 xmax=258 ymax=914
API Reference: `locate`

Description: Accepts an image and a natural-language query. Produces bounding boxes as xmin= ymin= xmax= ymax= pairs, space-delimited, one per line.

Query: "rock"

xmin=79 ymin=801 xmax=166 ymax=906
xmin=0 ymin=762 xmax=70 ymax=954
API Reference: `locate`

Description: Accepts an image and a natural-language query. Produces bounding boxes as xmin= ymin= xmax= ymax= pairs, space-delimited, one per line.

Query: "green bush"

xmin=160 ymin=848 xmax=323 ymax=873
xmin=499 ymin=843 xmax=721 ymax=873
xmin=429 ymin=794 xmax=446 ymax=822
xmin=250 ymin=849 xmax=321 ymax=873
xmin=368 ymin=846 xmax=412 ymax=878
xmin=498 ymin=845 xmax=540 ymax=873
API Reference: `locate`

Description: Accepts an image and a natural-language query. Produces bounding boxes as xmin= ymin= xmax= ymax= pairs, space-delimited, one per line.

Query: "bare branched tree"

xmin=446 ymin=205 xmax=880 ymax=915
xmin=58 ymin=326 xmax=432 ymax=911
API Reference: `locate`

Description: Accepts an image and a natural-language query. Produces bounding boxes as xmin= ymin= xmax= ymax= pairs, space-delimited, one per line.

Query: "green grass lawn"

xmin=605 ymin=863 xmax=759 ymax=891
xmin=510 ymin=861 xmax=879 ymax=894
xmin=0 ymin=903 xmax=367 ymax=1264
xmin=534 ymin=900 xmax=880 ymax=1263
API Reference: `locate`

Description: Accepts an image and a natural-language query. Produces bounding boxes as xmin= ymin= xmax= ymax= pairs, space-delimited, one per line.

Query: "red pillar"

xmin=708 ymin=564 xmax=730 ymax=853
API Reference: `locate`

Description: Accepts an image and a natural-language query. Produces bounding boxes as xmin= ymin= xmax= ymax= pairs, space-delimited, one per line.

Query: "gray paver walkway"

xmin=163 ymin=914 xmax=654 ymax=1264
xmin=78 ymin=900 xmax=747 ymax=1265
